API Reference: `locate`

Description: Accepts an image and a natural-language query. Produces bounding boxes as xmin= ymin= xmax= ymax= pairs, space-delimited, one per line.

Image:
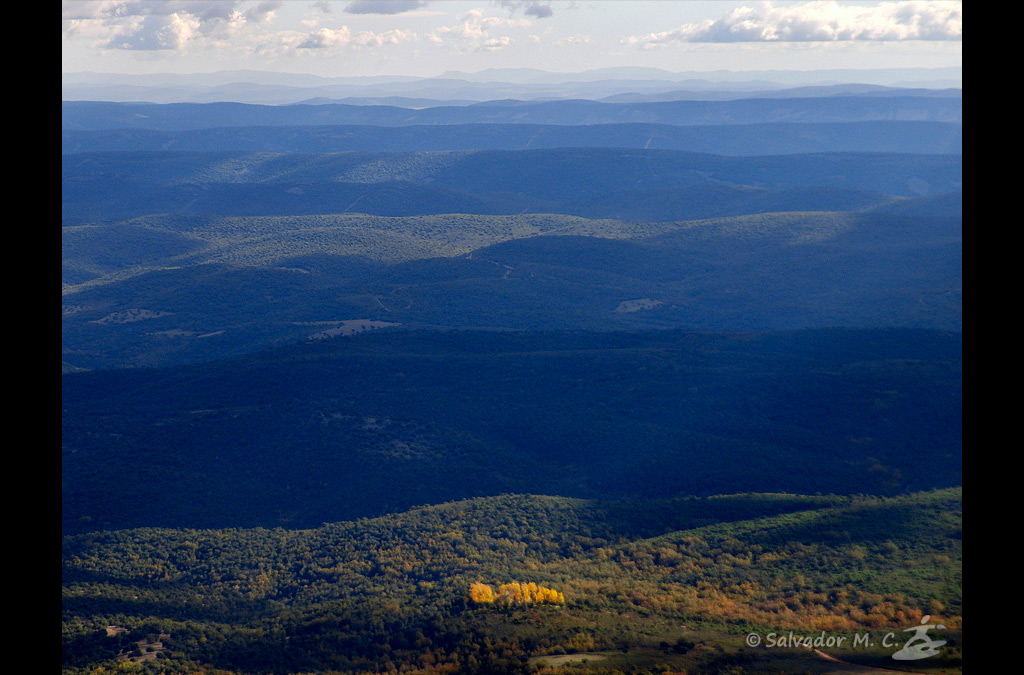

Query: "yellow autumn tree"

xmin=535 ymin=586 xmax=566 ymax=604
xmin=493 ymin=582 xmax=565 ymax=605
xmin=468 ymin=582 xmax=495 ymax=604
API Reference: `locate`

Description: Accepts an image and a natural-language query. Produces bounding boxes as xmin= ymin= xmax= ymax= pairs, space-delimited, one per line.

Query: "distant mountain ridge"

xmin=62 ymin=67 xmax=963 ymax=104
xmin=62 ymin=148 xmax=962 ymax=222
xmin=62 ymin=96 xmax=962 ymax=131
xmin=63 ymin=120 xmax=962 ymax=156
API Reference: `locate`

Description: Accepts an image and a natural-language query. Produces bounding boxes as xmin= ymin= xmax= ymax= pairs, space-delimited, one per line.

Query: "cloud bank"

xmin=430 ymin=9 xmax=530 ymax=51
xmin=627 ymin=1 xmax=962 ymax=47
xmin=298 ymin=26 xmax=416 ymax=49
xmin=62 ymin=0 xmax=281 ymax=51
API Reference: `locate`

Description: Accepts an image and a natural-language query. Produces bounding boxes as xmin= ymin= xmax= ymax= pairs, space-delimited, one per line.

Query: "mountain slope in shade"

xmin=63 ymin=328 xmax=962 ymax=534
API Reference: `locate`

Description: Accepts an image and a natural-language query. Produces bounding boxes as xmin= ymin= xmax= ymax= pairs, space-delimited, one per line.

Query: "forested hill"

xmin=62 ymin=488 xmax=963 ymax=674
xmin=63 ymin=206 xmax=961 ymax=370
xmin=62 ymin=112 xmax=962 ymax=370
xmin=62 ymin=149 xmax=962 ymax=218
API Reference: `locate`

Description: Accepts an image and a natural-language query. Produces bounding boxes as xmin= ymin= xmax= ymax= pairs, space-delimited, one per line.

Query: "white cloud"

xmin=554 ymin=33 xmax=589 ymax=47
xmin=244 ymin=1 xmax=279 ymax=24
xmin=479 ymin=36 xmax=512 ymax=51
xmin=62 ymin=0 xmax=236 ymax=22
xmin=61 ymin=1 xmax=279 ymax=51
xmin=298 ymin=25 xmax=352 ymax=48
xmin=298 ymin=25 xmax=416 ymax=49
xmin=354 ymin=28 xmax=417 ymax=47
xmin=105 ymin=12 xmax=201 ymax=50
xmin=63 ymin=0 xmax=418 ymax=55
xmin=625 ymin=1 xmax=962 ymax=47
xmin=429 ymin=8 xmax=528 ymax=50
xmin=62 ymin=1 xmax=116 ymax=21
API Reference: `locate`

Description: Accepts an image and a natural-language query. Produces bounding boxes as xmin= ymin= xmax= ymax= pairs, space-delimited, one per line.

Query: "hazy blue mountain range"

xmin=597 ymin=84 xmax=962 ymax=102
xmin=431 ymin=66 xmax=962 ymax=86
xmin=61 ymin=96 xmax=962 ymax=131
xmin=298 ymin=85 xmax=963 ymax=107
xmin=62 ymin=67 xmax=963 ymax=104
xmin=63 ymin=120 xmax=962 ymax=156
xmin=63 ymin=67 xmax=964 ymax=88
xmin=62 ymin=148 xmax=962 ymax=224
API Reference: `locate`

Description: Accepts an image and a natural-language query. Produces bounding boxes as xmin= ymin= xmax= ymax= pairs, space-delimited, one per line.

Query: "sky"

xmin=61 ymin=1 xmax=962 ymax=77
